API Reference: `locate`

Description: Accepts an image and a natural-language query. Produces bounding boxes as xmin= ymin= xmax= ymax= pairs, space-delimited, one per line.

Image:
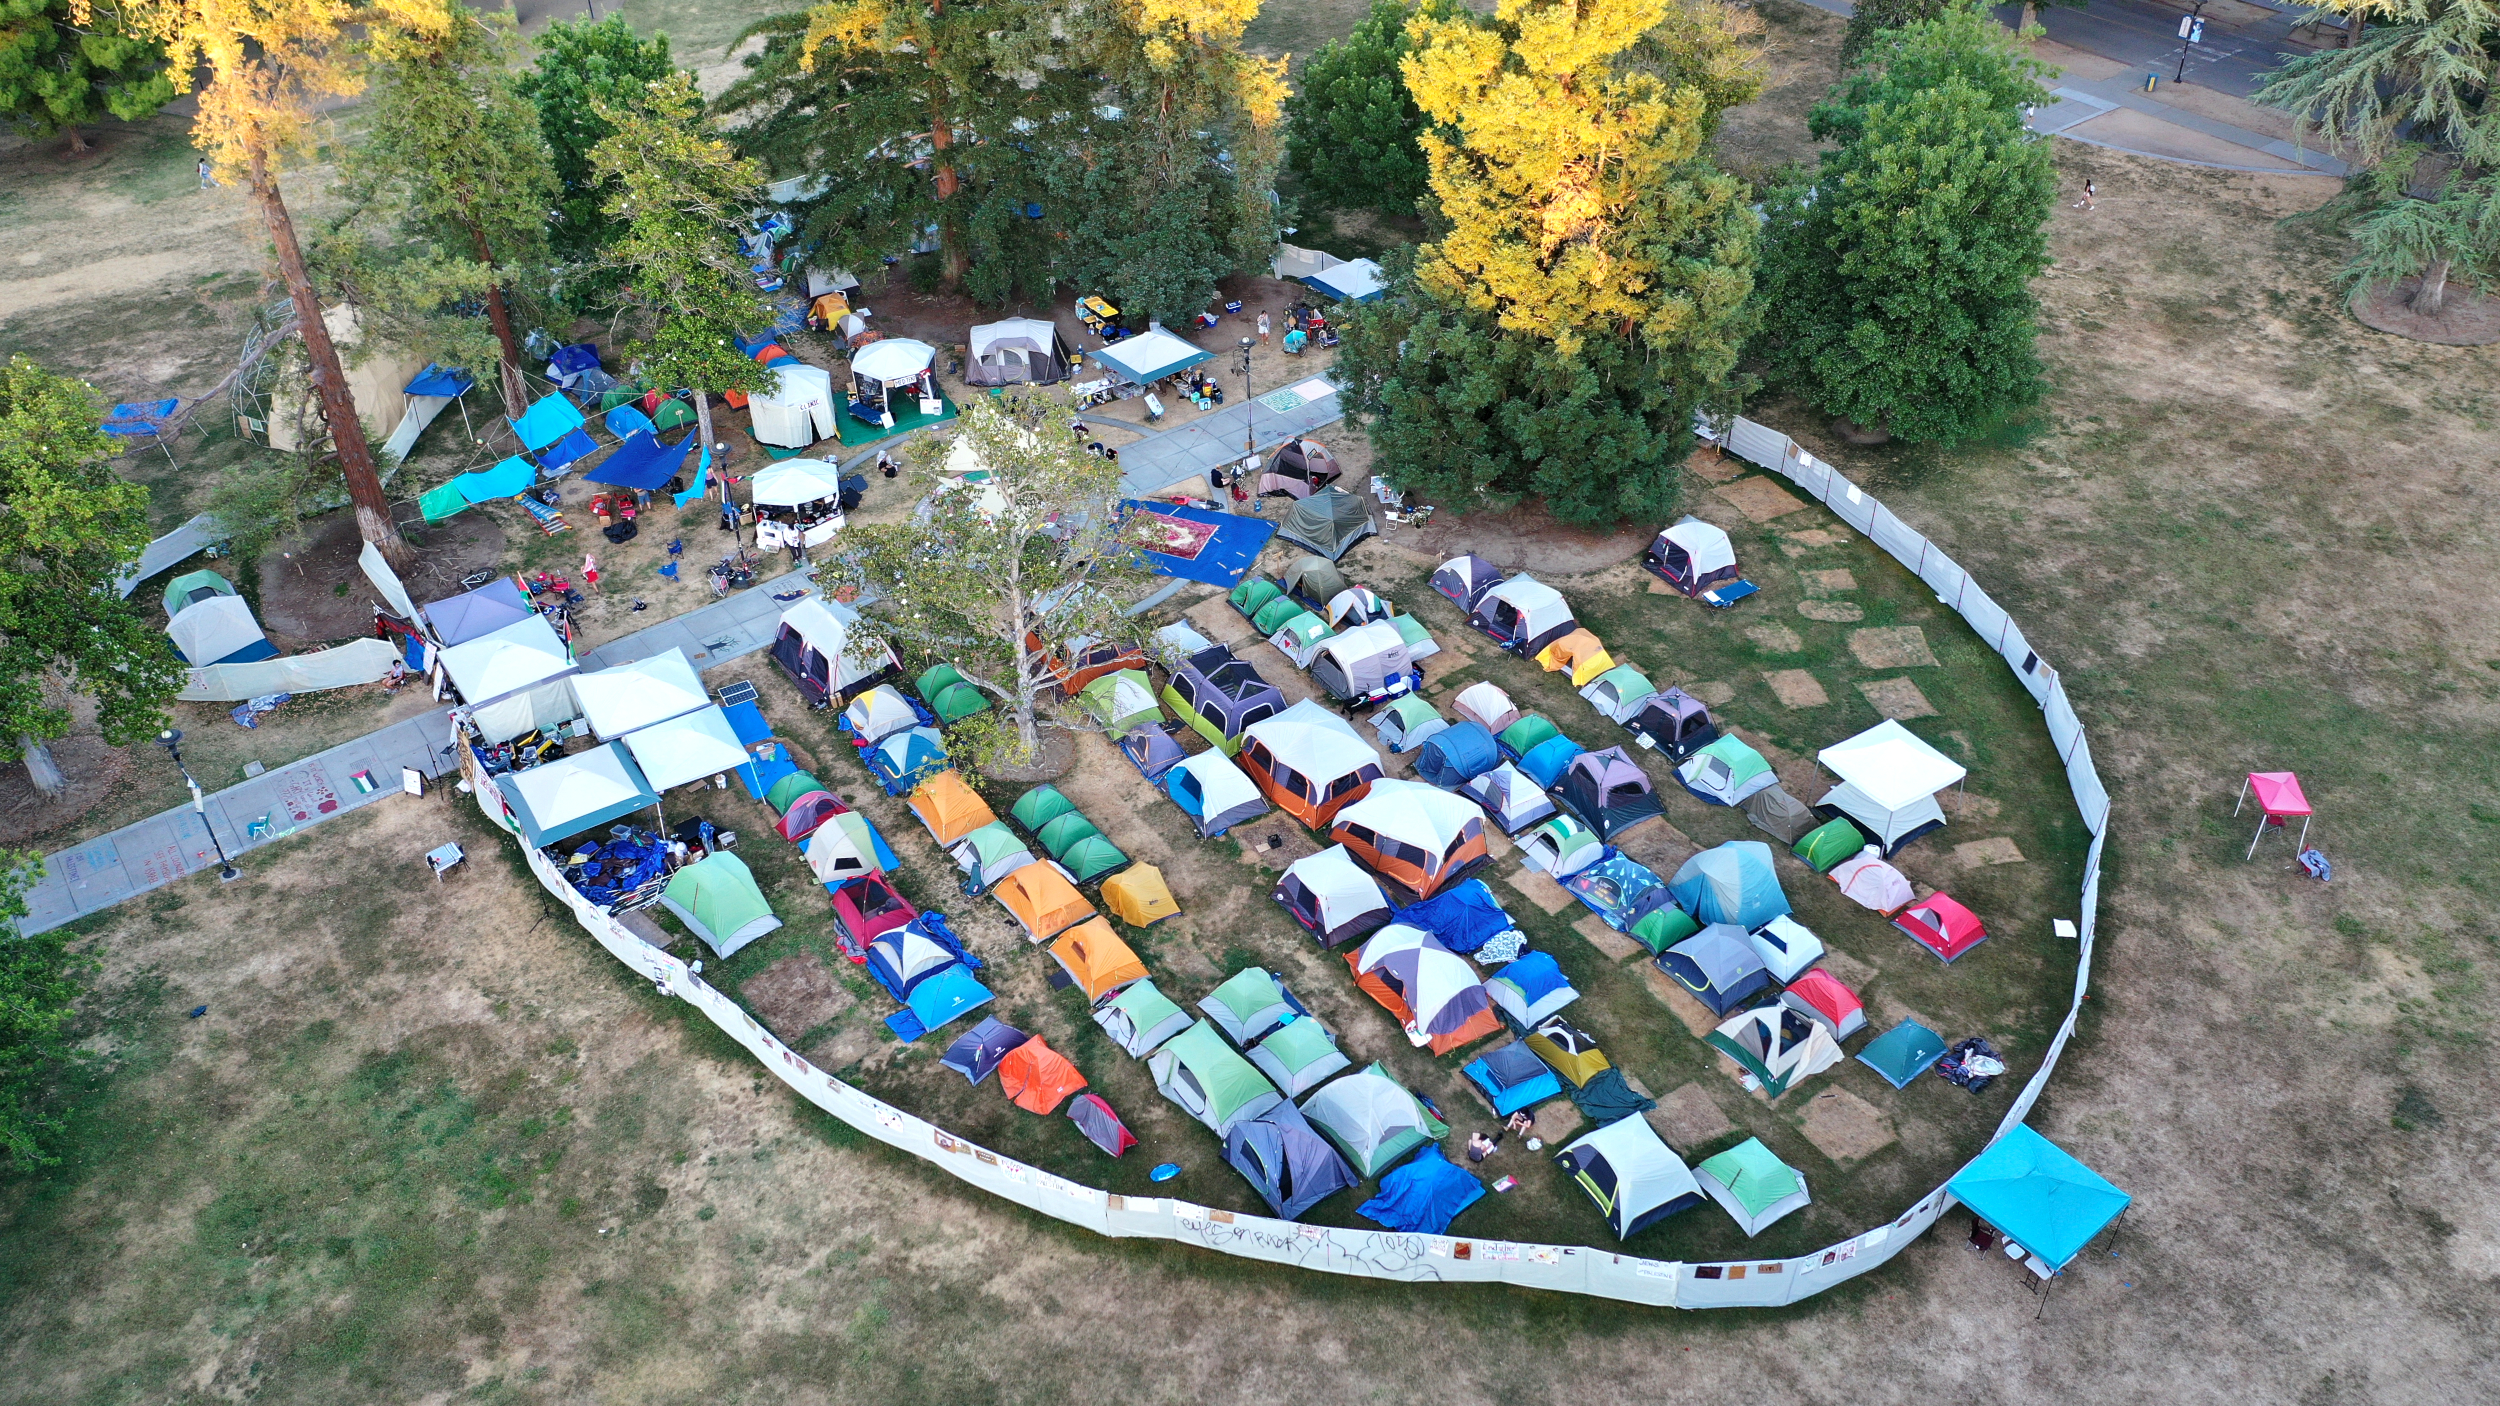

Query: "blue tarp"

xmin=1416 ymin=721 xmax=1500 ymax=788
xmin=405 ymin=364 xmax=475 ymax=397
xmin=102 ymin=398 xmax=178 ymax=435
xmin=675 ymin=445 xmax=713 ymax=508
xmin=535 ymin=427 xmax=601 ymax=475
xmin=585 ymin=430 xmax=696 ymax=490
xmin=1359 ymin=1145 xmax=1485 ymax=1235
xmin=509 ymin=392 xmax=585 ymax=453
xmin=1394 ymin=879 xmax=1514 ymax=955
xmin=885 ymin=964 xmax=994 ymax=1041
xmin=1519 ymin=735 xmax=1586 ymax=790
xmin=452 ymin=456 xmax=536 ymax=506
xmin=1122 ymin=500 xmax=1278 ymax=587
xmin=1948 ymin=1125 xmax=2133 ymax=1270
xmin=1667 ymin=841 xmax=1790 ymax=928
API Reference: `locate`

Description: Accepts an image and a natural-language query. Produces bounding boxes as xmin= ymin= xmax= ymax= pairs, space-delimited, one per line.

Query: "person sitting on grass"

xmin=1466 ymin=1130 xmax=1499 ymax=1163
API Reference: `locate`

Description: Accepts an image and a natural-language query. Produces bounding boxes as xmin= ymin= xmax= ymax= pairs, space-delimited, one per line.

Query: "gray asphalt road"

xmin=2001 ymin=0 xmax=2314 ymax=99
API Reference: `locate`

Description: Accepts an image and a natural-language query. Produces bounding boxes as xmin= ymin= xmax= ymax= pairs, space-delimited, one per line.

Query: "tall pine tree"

xmin=1283 ymin=0 xmax=1444 ymax=219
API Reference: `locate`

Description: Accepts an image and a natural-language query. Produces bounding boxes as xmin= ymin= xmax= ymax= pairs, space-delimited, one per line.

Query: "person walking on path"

xmin=582 ymin=553 xmax=601 ymax=593
xmin=198 ymin=159 xmax=218 ymax=189
xmin=1257 ymin=311 xmax=1271 ymax=344
xmin=2074 ymin=179 xmax=2095 ymax=211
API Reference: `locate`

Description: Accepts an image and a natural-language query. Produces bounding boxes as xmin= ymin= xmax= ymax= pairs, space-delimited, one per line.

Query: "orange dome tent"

xmin=995 ymin=860 xmax=1096 ymax=942
xmin=910 ymin=771 xmax=996 ymax=846
xmin=1051 ymin=918 xmax=1149 ymax=1001
xmin=997 ymin=1037 xmax=1087 ymax=1115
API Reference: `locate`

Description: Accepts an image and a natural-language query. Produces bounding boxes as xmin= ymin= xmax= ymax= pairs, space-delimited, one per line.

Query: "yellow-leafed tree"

xmin=1336 ymin=0 xmax=1759 ymax=526
xmin=121 ymin=0 xmax=445 ymax=567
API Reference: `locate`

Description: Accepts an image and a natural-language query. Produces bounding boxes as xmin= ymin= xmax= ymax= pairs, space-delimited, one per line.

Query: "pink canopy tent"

xmin=2235 ymin=771 xmax=2312 ymax=859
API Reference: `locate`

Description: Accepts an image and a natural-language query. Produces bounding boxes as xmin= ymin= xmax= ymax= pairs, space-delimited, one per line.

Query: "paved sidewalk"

xmin=2029 ymin=74 xmax=2347 ymax=175
xmin=1118 ymin=373 xmax=1346 ymax=498
xmin=13 ymin=571 xmax=824 ymax=936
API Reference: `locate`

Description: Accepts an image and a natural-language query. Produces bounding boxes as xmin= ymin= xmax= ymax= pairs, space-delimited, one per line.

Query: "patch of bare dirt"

xmin=255 ymin=509 xmax=508 ymax=642
xmin=0 ymin=732 xmax=130 ymax=845
xmin=2351 ymin=278 xmax=2500 ymax=345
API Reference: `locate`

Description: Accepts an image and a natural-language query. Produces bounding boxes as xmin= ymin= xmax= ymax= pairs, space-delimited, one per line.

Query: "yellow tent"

xmin=1101 ymin=863 xmax=1181 ymax=927
xmin=1535 ymin=629 xmax=1615 ymax=688
xmin=996 ymin=860 xmax=1095 ymax=942
xmin=1525 ymin=1018 xmax=1612 ymax=1087
xmin=910 ymin=771 xmax=995 ymax=846
xmin=1051 ymin=918 xmax=1149 ymax=1001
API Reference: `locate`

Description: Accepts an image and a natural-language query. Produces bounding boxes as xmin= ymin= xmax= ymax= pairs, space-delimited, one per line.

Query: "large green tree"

xmin=1336 ymin=0 xmax=1759 ymax=526
xmin=823 ymin=391 xmax=1145 ymax=761
xmin=0 ymin=355 xmax=185 ymax=794
xmin=516 ymin=15 xmax=678 ymax=266
xmin=1043 ymin=0 xmax=1287 ymax=325
xmin=1756 ymin=10 xmax=2057 ymax=443
xmin=0 ymin=0 xmax=174 ymax=152
xmin=0 ymin=849 xmax=90 ymax=1168
xmin=715 ymin=0 xmax=1073 ymax=305
xmin=342 ymin=0 xmax=560 ymax=416
xmin=590 ymin=71 xmax=779 ymax=457
xmin=1284 ymin=0 xmax=1445 ymax=219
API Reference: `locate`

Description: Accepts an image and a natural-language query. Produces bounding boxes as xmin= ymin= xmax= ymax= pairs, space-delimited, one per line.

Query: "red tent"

xmin=1780 ymin=968 xmax=1867 ymax=1039
xmin=1895 ymin=894 xmax=1987 ymax=963
xmin=997 ymin=1037 xmax=1087 ymax=1115
xmin=2236 ymin=771 xmax=2312 ymax=859
xmin=833 ymin=871 xmax=918 ymax=946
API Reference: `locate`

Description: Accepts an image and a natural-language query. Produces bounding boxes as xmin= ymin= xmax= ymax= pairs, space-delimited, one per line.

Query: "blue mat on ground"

xmin=1121 ymin=500 xmax=1277 ymax=586
xmin=722 ymin=699 xmax=772 ymax=745
xmin=585 ymin=430 xmax=695 ymax=489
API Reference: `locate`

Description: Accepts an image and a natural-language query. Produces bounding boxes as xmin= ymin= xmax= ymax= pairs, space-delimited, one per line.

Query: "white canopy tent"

xmin=749 ymin=362 xmax=838 ymax=449
xmin=495 ymin=742 xmax=659 ymax=847
xmin=750 ymin=459 xmax=849 ymax=545
xmin=575 ymin=648 xmax=709 ymax=741
xmin=1091 ymin=328 xmax=1213 ymax=386
xmin=621 ymin=705 xmax=750 ymax=792
xmin=1818 ymin=720 xmax=1967 ymax=851
xmin=439 ymin=615 xmax=578 ymax=743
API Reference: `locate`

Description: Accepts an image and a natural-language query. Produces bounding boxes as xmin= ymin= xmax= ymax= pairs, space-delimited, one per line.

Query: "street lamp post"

xmin=1237 ymin=336 xmax=1257 ymax=515
xmin=2173 ymin=2 xmax=2208 ymax=84
xmin=158 ymin=729 xmax=240 ymax=883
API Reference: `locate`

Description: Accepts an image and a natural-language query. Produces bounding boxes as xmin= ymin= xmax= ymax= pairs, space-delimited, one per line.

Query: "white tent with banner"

xmin=1817 ymin=720 xmax=1966 ymax=853
xmin=439 ymin=615 xmax=578 ymax=743
xmin=621 ymin=704 xmax=750 ymax=791
xmin=750 ymin=459 xmax=849 ymax=545
xmin=750 ymin=361 xmax=838 ymax=448
xmin=575 ymin=648 xmax=708 ymax=741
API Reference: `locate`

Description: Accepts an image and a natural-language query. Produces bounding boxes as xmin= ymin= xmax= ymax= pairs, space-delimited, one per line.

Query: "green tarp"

xmin=1795 ymin=817 xmax=1863 ymax=873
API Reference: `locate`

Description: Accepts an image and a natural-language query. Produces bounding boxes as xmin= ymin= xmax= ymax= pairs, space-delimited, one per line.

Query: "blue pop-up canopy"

xmin=585 ymin=430 xmax=696 ymax=490
xmin=1948 ymin=1125 xmax=2131 ymax=1269
xmin=404 ymin=364 xmax=475 ymax=397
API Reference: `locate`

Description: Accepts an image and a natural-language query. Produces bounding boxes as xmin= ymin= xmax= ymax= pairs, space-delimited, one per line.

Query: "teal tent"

xmin=1948 ymin=1125 xmax=2131 ymax=1270
xmin=161 ymin=569 xmax=236 ymax=618
xmin=1856 ymin=1019 xmax=1947 ymax=1089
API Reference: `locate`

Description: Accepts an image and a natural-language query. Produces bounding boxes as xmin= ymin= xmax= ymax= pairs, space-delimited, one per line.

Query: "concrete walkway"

xmin=2028 ymin=74 xmax=2347 ymax=175
xmin=1117 ymin=373 xmax=1347 ymax=498
xmin=13 ymin=573 xmax=822 ymax=936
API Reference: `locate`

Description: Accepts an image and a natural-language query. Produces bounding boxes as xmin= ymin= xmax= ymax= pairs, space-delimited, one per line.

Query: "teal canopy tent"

xmin=1948 ymin=1125 xmax=2131 ymax=1271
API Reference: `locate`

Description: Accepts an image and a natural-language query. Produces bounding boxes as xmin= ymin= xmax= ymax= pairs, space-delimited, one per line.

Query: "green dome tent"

xmin=660 ymin=853 xmax=783 ymax=958
xmin=1794 ymin=816 xmax=1864 ymax=873
xmin=766 ymin=771 xmax=827 ymax=813
xmin=1012 ymin=783 xmax=1079 ymax=833
xmin=916 ymin=663 xmax=991 ymax=723
xmin=1058 ymin=833 xmax=1129 ymax=883
xmin=161 ymin=568 xmax=237 ymax=618
xmin=1038 ymin=811 xmax=1104 ymax=859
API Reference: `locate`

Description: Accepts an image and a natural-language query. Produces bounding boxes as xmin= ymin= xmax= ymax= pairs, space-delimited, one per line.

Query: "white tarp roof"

xmin=751 ymin=458 xmax=849 ymax=507
xmin=621 ymin=704 xmax=749 ymax=791
xmin=1092 ymin=328 xmax=1213 ymax=385
xmin=166 ymin=594 xmax=269 ymax=666
xmin=970 ymin=318 xmax=1060 ymax=359
xmin=1306 ymin=258 xmax=1385 ymax=303
xmin=1244 ymin=698 xmax=1378 ymax=780
xmin=575 ymin=647 xmax=708 ymax=741
xmin=1335 ymin=779 xmax=1483 ymax=851
xmin=498 ymin=742 xmax=657 ymax=845
xmin=1820 ymin=720 xmax=1965 ymax=809
xmin=852 ymin=338 xmax=936 ymax=383
xmin=439 ymin=614 xmax=574 ymax=705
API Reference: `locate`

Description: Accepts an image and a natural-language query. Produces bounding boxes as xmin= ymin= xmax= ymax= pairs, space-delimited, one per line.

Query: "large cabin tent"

xmin=1240 ymin=699 xmax=1383 ymax=828
xmin=964 ymin=318 xmax=1068 ymax=385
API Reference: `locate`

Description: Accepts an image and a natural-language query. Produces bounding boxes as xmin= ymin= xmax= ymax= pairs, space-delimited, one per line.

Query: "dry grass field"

xmin=3 ymin=0 xmax=2498 ymax=1402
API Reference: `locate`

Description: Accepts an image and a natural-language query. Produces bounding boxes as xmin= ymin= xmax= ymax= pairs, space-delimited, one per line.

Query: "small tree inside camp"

xmin=515 ymin=16 xmax=679 ymax=267
xmin=824 ymin=392 xmax=1146 ymax=766
xmin=589 ymin=72 xmax=779 ymax=455
xmin=342 ymin=0 xmax=561 ymax=417
xmin=0 ymin=356 xmax=186 ymax=796
xmin=123 ymin=0 xmax=428 ymax=567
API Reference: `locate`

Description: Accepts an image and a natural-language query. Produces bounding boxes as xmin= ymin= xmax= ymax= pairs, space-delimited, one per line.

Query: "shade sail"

xmin=584 ymin=430 xmax=695 ymax=489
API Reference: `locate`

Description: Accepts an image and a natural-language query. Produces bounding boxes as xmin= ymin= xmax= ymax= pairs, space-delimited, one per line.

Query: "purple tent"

xmin=941 ymin=1017 xmax=1030 ymax=1084
xmin=1068 ymin=1093 xmax=1139 ymax=1156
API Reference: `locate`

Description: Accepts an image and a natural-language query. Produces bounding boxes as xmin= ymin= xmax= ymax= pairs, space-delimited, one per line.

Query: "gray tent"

xmin=1658 ymin=926 xmax=1775 ymax=1016
xmin=1300 ymin=1061 xmax=1448 ymax=1178
xmin=1225 ymin=1101 xmax=1359 ymax=1221
xmin=963 ymin=318 xmax=1068 ymax=385
xmin=1739 ymin=784 xmax=1817 ymax=843
xmin=1277 ymin=486 xmax=1376 ymax=561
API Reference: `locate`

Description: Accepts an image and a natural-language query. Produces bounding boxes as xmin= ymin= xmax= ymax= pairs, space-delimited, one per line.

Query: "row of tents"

xmin=1227 ymin=555 xmax=1440 ymax=708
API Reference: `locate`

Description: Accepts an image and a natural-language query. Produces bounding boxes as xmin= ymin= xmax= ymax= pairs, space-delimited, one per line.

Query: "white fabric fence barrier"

xmin=483 ymin=418 xmax=2105 ymax=1309
xmin=177 ymin=637 xmax=402 ymax=702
